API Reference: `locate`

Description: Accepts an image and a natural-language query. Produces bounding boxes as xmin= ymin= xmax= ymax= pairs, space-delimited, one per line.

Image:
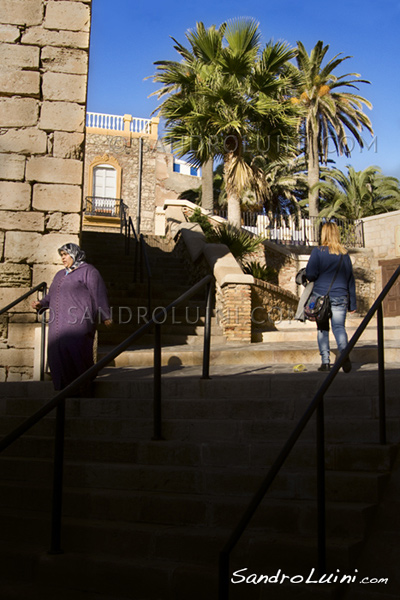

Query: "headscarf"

xmin=58 ymin=243 xmax=87 ymax=270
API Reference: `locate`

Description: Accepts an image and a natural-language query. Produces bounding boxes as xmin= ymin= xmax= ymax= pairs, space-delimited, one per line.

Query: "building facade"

xmin=83 ymin=112 xmax=201 ymax=234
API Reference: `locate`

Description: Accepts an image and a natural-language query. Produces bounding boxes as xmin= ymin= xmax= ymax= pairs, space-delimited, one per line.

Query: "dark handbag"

xmin=304 ymin=293 xmax=332 ymax=323
xmin=304 ymin=255 xmax=343 ymax=323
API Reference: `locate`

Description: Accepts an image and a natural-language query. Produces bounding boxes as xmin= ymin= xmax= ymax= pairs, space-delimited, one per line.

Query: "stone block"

xmin=7 ymin=323 xmax=36 ymax=348
xmin=43 ymin=72 xmax=87 ymax=103
xmin=0 ymin=263 xmax=31 ymax=287
xmin=0 ymin=287 xmax=32 ymax=312
xmin=0 ymin=24 xmax=20 ymax=43
xmin=0 ymin=0 xmax=44 ymax=26
xmin=4 ymin=231 xmax=79 ymax=264
xmin=0 ymin=154 xmax=26 ymax=181
xmin=44 ymin=1 xmax=90 ymax=32
xmin=0 ymin=182 xmax=31 ymax=210
xmin=32 ymin=263 xmax=61 ymax=287
xmin=46 ymin=212 xmax=62 ymax=231
xmin=0 ymin=211 xmax=45 ymax=232
xmin=32 ymin=183 xmax=82 ymax=212
xmin=61 ymin=213 xmax=81 ymax=234
xmin=0 ymin=70 xmax=40 ymax=97
xmin=0 ymin=348 xmax=34 ymax=368
xmin=39 ymin=101 xmax=85 ymax=133
xmin=21 ymin=26 xmax=89 ymax=49
xmin=0 ymin=128 xmax=47 ymax=155
xmin=0 ymin=43 xmax=39 ymax=70
xmin=41 ymin=46 xmax=88 ymax=75
xmin=26 ymin=156 xmax=83 ymax=185
xmin=0 ymin=368 xmax=6 ymax=382
xmin=53 ymin=132 xmax=84 ymax=159
xmin=0 ymin=98 xmax=39 ymax=127
xmin=6 ymin=367 xmax=34 ymax=381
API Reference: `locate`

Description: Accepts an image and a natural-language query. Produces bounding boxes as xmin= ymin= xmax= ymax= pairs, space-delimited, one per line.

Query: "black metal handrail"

xmin=0 ymin=274 xmax=214 ymax=554
xmin=219 ymin=265 xmax=400 ymax=599
xmin=120 ymin=206 xmax=152 ymax=314
xmin=0 ymin=282 xmax=48 ymax=381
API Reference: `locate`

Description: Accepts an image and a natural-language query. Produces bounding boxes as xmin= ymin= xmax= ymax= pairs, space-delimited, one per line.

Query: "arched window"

xmin=93 ymin=164 xmax=117 ymax=199
xmin=86 ymin=154 xmax=122 ymax=217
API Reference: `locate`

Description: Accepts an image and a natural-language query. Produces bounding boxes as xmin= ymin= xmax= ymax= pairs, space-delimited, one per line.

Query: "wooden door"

xmin=380 ymin=259 xmax=400 ymax=317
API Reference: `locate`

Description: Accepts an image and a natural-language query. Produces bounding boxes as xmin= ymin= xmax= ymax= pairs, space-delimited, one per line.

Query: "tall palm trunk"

xmin=201 ymin=159 xmax=214 ymax=214
xmin=307 ymin=127 xmax=320 ymax=219
xmin=224 ymin=153 xmax=242 ymax=228
xmin=227 ymin=189 xmax=242 ymax=228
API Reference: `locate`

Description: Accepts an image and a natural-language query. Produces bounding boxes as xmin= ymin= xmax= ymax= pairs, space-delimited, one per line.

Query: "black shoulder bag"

xmin=304 ymin=255 xmax=344 ymax=323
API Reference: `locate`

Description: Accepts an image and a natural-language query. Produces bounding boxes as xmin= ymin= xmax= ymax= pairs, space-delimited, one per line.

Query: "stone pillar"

xmin=0 ymin=0 xmax=92 ymax=381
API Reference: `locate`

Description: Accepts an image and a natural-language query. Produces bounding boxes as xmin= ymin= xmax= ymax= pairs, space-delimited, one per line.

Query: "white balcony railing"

xmin=86 ymin=112 xmax=124 ymax=131
xmin=86 ymin=112 xmax=152 ymax=134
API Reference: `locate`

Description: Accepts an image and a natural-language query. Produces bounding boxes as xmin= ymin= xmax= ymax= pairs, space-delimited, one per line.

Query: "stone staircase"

xmin=81 ymin=230 xmax=226 ymax=353
xmin=0 ymin=231 xmax=399 ymax=598
xmin=80 ymin=230 xmax=400 ymax=372
xmin=0 ymin=365 xmax=399 ymax=599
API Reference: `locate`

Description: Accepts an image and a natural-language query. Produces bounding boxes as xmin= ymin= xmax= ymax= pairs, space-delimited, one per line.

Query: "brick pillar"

xmin=217 ymin=283 xmax=252 ymax=343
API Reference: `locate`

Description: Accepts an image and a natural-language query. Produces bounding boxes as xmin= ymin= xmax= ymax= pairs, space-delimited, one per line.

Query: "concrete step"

xmin=0 ymin=507 xmax=364 ymax=571
xmin=0 ymin=454 xmax=390 ymax=502
xmin=257 ymin=315 xmax=400 ymax=344
xmin=0 ymin=479 xmax=378 ymax=538
xmin=0 ymin=543 xmax=354 ymax=600
xmin=2 ymin=393 xmax=398 ymax=445
xmin=2 ymin=434 xmax=396 ymax=476
xmin=97 ymin=339 xmax=400 ymax=369
xmin=99 ymin=332 xmax=227 ymax=347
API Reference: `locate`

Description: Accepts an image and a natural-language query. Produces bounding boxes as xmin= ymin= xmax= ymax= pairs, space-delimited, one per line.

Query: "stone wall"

xmin=362 ymin=210 xmax=400 ymax=292
xmin=251 ymin=279 xmax=299 ymax=336
xmin=0 ymin=0 xmax=92 ymax=381
xmin=84 ymin=133 xmax=157 ymax=233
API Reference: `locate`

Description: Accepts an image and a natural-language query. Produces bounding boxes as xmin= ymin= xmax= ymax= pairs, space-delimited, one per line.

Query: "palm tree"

xmin=152 ymin=19 xmax=299 ymax=227
xmin=250 ymin=156 xmax=308 ymax=220
xmin=292 ymin=40 xmax=374 ymax=218
xmin=318 ymin=165 xmax=400 ymax=219
xmin=151 ymin=23 xmax=225 ymax=215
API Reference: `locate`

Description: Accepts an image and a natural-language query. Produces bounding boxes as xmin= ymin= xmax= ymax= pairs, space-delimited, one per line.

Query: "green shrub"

xmin=243 ymin=261 xmax=278 ymax=283
xmin=188 ymin=208 xmax=215 ymax=239
xmin=208 ymin=223 xmax=262 ymax=264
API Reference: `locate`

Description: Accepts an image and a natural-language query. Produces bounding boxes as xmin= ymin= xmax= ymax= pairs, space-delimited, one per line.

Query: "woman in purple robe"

xmin=32 ymin=243 xmax=111 ymax=391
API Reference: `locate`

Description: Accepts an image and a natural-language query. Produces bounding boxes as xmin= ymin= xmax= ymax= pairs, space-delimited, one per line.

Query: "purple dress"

xmin=40 ymin=263 xmax=110 ymax=390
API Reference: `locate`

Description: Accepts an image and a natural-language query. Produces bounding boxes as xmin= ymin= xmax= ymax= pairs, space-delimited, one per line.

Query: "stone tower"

xmin=0 ymin=0 xmax=92 ymax=380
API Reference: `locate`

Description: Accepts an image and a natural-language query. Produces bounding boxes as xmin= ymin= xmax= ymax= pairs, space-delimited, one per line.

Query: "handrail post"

xmin=218 ymin=551 xmax=230 ymax=600
xmin=202 ymin=281 xmax=213 ymax=379
xmin=49 ymin=398 xmax=66 ymax=554
xmin=39 ymin=284 xmax=47 ymax=382
xmin=133 ymin=237 xmax=139 ymax=283
xmin=377 ymin=305 xmax=386 ymax=444
xmin=316 ymin=397 xmax=326 ymax=576
xmin=139 ymin=237 xmax=144 ymax=284
xmin=153 ymin=323 xmax=163 ymax=440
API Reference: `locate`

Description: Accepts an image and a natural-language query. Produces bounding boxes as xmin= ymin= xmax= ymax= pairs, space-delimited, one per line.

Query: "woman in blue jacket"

xmin=306 ymin=222 xmax=356 ymax=372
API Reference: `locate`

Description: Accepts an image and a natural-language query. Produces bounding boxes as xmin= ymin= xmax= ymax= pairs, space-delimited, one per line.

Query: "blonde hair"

xmin=320 ymin=222 xmax=347 ymax=255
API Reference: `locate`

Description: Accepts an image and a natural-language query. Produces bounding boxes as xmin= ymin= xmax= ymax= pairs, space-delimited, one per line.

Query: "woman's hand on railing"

xmin=31 ymin=300 xmax=42 ymax=311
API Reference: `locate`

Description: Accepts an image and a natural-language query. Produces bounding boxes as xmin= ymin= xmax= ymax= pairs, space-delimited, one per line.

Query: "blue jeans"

xmin=317 ymin=295 xmax=349 ymax=364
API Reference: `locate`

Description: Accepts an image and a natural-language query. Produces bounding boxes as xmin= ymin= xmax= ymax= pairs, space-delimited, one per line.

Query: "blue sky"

xmin=87 ymin=0 xmax=400 ymax=178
